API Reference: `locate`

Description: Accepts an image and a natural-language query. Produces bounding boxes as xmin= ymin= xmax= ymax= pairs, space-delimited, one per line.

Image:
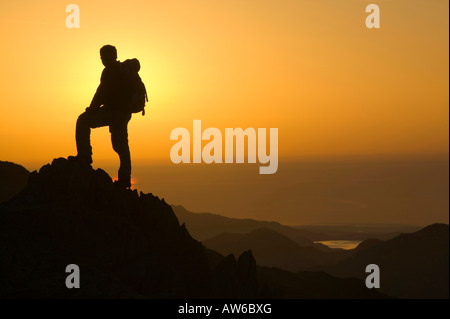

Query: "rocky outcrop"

xmin=0 ymin=158 xmax=258 ymax=298
xmin=211 ymin=250 xmax=258 ymax=298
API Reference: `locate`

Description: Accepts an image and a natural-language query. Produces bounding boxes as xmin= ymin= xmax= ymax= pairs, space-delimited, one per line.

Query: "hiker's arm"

xmin=87 ymin=70 xmax=107 ymax=110
xmin=88 ymin=85 xmax=104 ymax=110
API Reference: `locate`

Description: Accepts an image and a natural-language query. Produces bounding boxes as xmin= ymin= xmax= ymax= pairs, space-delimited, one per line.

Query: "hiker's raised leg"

xmin=75 ymin=108 xmax=112 ymax=158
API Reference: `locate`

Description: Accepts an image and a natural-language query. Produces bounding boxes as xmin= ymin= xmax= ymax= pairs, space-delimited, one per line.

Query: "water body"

xmin=314 ymin=240 xmax=362 ymax=250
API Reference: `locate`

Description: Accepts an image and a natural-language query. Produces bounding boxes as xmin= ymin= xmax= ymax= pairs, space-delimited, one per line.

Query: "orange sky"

xmin=0 ymin=0 xmax=448 ymax=165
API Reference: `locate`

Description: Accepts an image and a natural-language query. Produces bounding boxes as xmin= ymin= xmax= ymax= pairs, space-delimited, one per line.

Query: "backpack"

xmin=121 ymin=58 xmax=148 ymax=115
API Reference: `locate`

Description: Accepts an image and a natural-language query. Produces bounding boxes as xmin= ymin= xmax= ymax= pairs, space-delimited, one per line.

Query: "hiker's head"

xmin=100 ymin=45 xmax=117 ymax=67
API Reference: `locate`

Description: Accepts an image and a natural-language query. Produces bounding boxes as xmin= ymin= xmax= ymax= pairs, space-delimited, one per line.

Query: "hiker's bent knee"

xmin=77 ymin=112 xmax=89 ymax=125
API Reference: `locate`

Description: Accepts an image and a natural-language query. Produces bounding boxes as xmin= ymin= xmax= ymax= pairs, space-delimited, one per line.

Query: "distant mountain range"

xmin=172 ymin=205 xmax=422 ymax=244
xmin=203 ymin=227 xmax=352 ymax=272
xmin=173 ymin=205 xmax=318 ymax=245
xmin=174 ymin=204 xmax=448 ymax=298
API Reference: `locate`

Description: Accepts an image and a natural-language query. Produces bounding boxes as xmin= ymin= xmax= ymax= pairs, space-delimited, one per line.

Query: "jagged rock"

xmin=0 ymin=158 xmax=258 ymax=298
xmin=235 ymin=250 xmax=258 ymax=297
xmin=209 ymin=251 xmax=258 ymax=298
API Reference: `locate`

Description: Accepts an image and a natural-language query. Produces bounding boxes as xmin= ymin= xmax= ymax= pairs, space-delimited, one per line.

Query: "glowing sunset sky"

xmin=0 ymin=1 xmax=448 ymax=226
xmin=0 ymin=0 xmax=448 ymax=165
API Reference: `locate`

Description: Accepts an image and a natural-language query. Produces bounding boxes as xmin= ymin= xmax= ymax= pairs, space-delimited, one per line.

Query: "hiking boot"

xmin=113 ymin=179 xmax=131 ymax=189
xmin=68 ymin=155 xmax=93 ymax=165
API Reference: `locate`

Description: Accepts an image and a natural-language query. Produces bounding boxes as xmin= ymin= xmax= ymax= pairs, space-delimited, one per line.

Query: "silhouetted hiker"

xmin=69 ymin=45 xmax=147 ymax=189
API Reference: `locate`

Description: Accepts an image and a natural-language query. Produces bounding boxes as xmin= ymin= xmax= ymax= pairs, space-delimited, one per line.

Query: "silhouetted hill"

xmin=257 ymin=267 xmax=390 ymax=299
xmin=296 ymin=224 xmax=423 ymax=241
xmin=354 ymin=238 xmax=383 ymax=251
xmin=0 ymin=158 xmax=258 ymax=298
xmin=172 ymin=205 xmax=325 ymax=245
xmin=316 ymin=223 xmax=449 ymax=299
xmin=203 ymin=251 xmax=387 ymax=299
xmin=0 ymin=161 xmax=29 ymax=203
xmin=203 ymin=228 xmax=352 ymax=272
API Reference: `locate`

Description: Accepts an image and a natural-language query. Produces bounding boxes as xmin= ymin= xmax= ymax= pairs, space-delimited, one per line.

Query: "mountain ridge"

xmin=314 ymin=223 xmax=449 ymax=299
xmin=203 ymin=227 xmax=352 ymax=272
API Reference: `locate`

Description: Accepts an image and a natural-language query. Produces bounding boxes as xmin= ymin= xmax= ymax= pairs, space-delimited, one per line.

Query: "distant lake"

xmin=314 ymin=240 xmax=362 ymax=250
